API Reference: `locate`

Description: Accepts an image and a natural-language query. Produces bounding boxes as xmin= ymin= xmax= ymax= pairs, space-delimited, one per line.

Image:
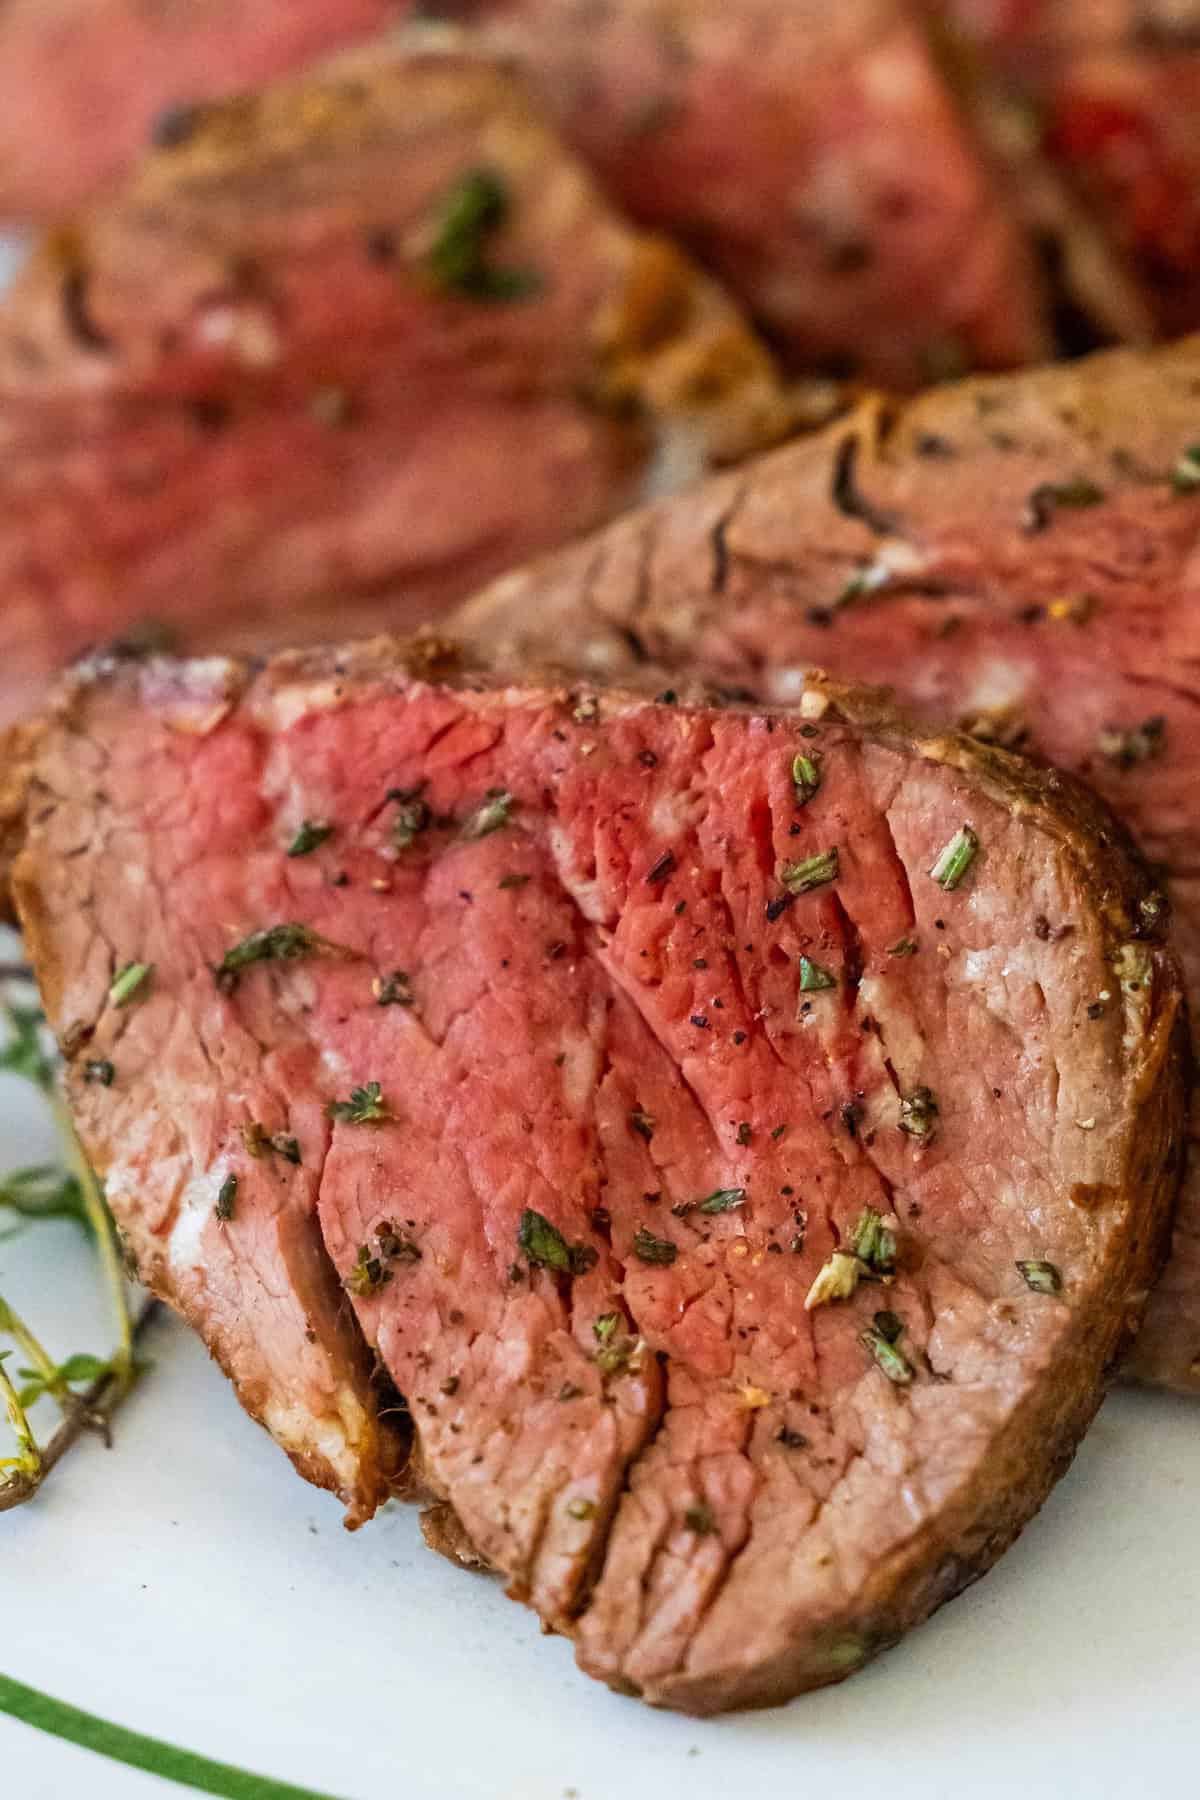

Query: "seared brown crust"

xmin=8 ymin=635 xmax=1185 ymax=1710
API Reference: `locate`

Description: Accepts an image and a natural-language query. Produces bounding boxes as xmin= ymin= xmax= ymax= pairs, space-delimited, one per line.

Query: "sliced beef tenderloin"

xmin=0 ymin=0 xmax=412 ymax=220
xmin=0 ymin=32 xmax=788 ymax=731
xmin=11 ymin=639 xmax=1184 ymax=1711
xmin=456 ymin=331 xmax=1200 ymax=1394
xmin=435 ymin=0 xmax=1052 ymax=384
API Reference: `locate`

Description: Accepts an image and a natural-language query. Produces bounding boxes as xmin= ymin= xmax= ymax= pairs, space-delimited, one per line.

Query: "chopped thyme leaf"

xmin=736 ymin=1121 xmax=752 ymax=1146
xmin=632 ymin=1226 xmax=677 ymax=1266
xmin=374 ymin=970 xmax=414 ymax=1006
xmin=1171 ymin=444 xmax=1200 ymax=494
xmin=498 ymin=872 xmax=531 ymax=890
xmin=929 ymin=825 xmax=979 ymax=890
xmin=850 ymin=1207 xmax=897 ymax=1273
xmin=241 ymin=1123 xmax=301 ymax=1164
xmin=215 ymin=1175 xmax=237 ymax=1222
xmin=593 ymin=1313 xmax=620 ymax=1344
xmin=860 ymin=1326 xmax=914 ymax=1384
xmin=517 ymin=1208 xmax=595 ymax=1276
xmin=376 ymin=1221 xmax=422 ymax=1263
xmin=328 ymin=1081 xmax=391 ymax=1124
xmin=898 ymin=1087 xmax=939 ymax=1142
xmin=558 ymin=1383 xmax=583 ymax=1403
xmin=888 ymin=937 xmax=918 ymax=957
xmin=271 ymin=1134 xmax=302 ymax=1165
xmin=1097 ymin=716 xmax=1166 ymax=770
xmin=440 ymin=1376 xmax=460 ymax=1396
xmin=287 ymin=820 xmax=333 ymax=857
xmin=629 ymin=1109 xmax=656 ymax=1141
xmin=461 ymin=789 xmax=514 ymax=840
xmin=425 ymin=168 xmax=542 ymax=303
xmin=805 ymin=1250 xmax=861 ymax=1310
xmin=791 ymin=752 xmax=822 ymax=804
xmin=776 ymin=1427 xmax=809 ymax=1449
xmin=1017 ymin=1258 xmax=1062 ymax=1295
xmin=645 ymin=849 xmax=676 ymax=885
xmin=345 ymin=1244 xmax=391 ymax=1297
xmin=684 ymin=1500 xmax=716 ymax=1535
xmin=672 ymin=1187 xmax=746 ymax=1218
xmin=798 ymin=956 xmax=837 ymax=992
xmin=109 ymin=962 xmax=153 ymax=1008
xmin=873 ymin=1309 xmax=904 ymax=1343
xmin=388 ymin=789 xmax=431 ymax=850
xmin=781 ymin=847 xmax=839 ymax=896
xmin=215 ymin=923 xmax=353 ymax=992
xmin=567 ymin=1496 xmax=596 ymax=1519
xmin=83 ymin=1059 xmax=115 ymax=1086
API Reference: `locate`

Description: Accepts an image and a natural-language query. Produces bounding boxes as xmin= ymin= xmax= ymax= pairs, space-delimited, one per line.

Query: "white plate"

xmin=3 ymin=961 xmax=1200 ymax=1800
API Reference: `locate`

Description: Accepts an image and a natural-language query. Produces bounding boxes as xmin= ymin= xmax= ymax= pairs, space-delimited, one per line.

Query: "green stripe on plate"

xmin=0 ymin=1673 xmax=347 ymax=1800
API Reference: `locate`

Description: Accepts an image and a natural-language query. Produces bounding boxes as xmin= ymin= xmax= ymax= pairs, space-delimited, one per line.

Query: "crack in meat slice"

xmin=0 ymin=30 xmax=788 ymax=729
xmin=11 ymin=640 xmax=1182 ymax=1711
xmin=455 ymin=331 xmax=1200 ymax=1397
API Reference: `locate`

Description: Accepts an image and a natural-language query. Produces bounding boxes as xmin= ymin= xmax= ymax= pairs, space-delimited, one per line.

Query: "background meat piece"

xmin=444 ymin=0 xmax=1051 ymax=384
xmin=0 ymin=35 xmax=788 ymax=732
xmin=11 ymin=642 xmax=1184 ymax=1711
xmin=0 ymin=0 xmax=413 ymax=219
xmin=457 ymin=332 xmax=1200 ymax=1395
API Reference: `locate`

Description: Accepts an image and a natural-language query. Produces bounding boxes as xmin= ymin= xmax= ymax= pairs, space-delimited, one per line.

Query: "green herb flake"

xmin=83 ymin=1059 xmax=115 ymax=1086
xmin=215 ymin=923 xmax=351 ymax=993
xmin=736 ymin=1121 xmax=752 ymax=1146
xmin=388 ymin=786 xmax=431 ymax=850
xmin=567 ymin=1496 xmax=596 ymax=1519
xmin=798 ymin=955 xmax=837 ymax=993
xmin=873 ymin=1309 xmax=904 ymax=1344
xmin=462 ymin=788 xmax=515 ymax=840
xmin=345 ymin=1244 xmax=391 ymax=1298
xmin=287 ymin=820 xmax=333 ymax=857
xmin=376 ymin=1220 xmax=422 ymax=1264
xmin=498 ymin=872 xmax=531 ymax=890
xmin=805 ymin=1250 xmax=861 ymax=1311
xmin=898 ymin=1086 xmax=939 ymax=1142
xmin=215 ymin=1174 xmax=237 ymax=1222
xmin=517 ymin=1208 xmax=595 ymax=1277
xmin=328 ymin=1081 xmax=391 ymax=1125
xmin=425 ymin=168 xmax=542 ymax=303
xmin=1097 ymin=716 xmax=1166 ymax=770
xmin=1023 ymin=478 xmax=1105 ymax=533
xmin=241 ymin=1123 xmax=301 ymax=1164
xmin=0 ymin=1004 xmax=56 ymax=1092
xmin=109 ymin=962 xmax=153 ymax=1008
xmin=593 ymin=1313 xmax=620 ymax=1344
xmin=1170 ymin=444 xmax=1200 ymax=494
xmin=1017 ymin=1258 xmax=1062 ymax=1295
xmin=629 ymin=1109 xmax=656 ymax=1141
xmin=781 ymin=847 xmax=839 ymax=896
xmin=929 ymin=825 xmax=979 ymax=890
xmin=791 ymin=752 xmax=822 ymax=805
xmin=860 ymin=1326 xmax=914 ymax=1384
xmin=684 ymin=1500 xmax=716 ymax=1535
xmin=888 ymin=937 xmax=918 ymax=957
xmin=850 ymin=1207 xmax=897 ymax=1274
xmin=632 ymin=1226 xmax=678 ymax=1266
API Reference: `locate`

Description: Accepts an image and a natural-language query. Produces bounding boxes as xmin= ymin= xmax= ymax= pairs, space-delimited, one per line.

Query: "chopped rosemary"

xmin=798 ymin=956 xmax=837 ymax=992
xmin=345 ymin=1244 xmax=391 ymax=1298
xmin=109 ymin=962 xmax=153 ymax=1008
xmin=287 ymin=820 xmax=333 ymax=857
xmin=898 ymin=1087 xmax=939 ymax=1142
xmin=1017 ymin=1259 xmax=1062 ymax=1295
xmin=672 ymin=1187 xmax=745 ymax=1218
xmin=632 ymin=1226 xmax=678 ymax=1266
xmin=215 ymin=1174 xmax=237 ymax=1222
xmin=328 ymin=1081 xmax=391 ymax=1124
xmin=517 ymin=1208 xmax=595 ymax=1276
xmin=929 ymin=825 xmax=979 ymax=890
xmin=425 ymin=168 xmax=542 ymax=303
xmin=888 ymin=937 xmax=918 ymax=957
xmin=805 ymin=1250 xmax=861 ymax=1310
xmin=791 ymin=752 xmax=822 ymax=805
xmin=781 ymin=846 xmax=839 ymax=896
xmin=215 ymin=923 xmax=352 ymax=993
xmin=850 ymin=1207 xmax=896 ymax=1274
xmin=860 ymin=1326 xmax=914 ymax=1384
xmin=388 ymin=787 xmax=431 ymax=849
xmin=462 ymin=789 xmax=514 ymax=840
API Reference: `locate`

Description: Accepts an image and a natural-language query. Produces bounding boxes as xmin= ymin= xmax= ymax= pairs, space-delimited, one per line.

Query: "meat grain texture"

xmin=11 ymin=640 xmax=1184 ymax=1711
xmin=0 ymin=33 xmax=787 ymax=729
xmin=458 ymin=332 xmax=1200 ymax=1395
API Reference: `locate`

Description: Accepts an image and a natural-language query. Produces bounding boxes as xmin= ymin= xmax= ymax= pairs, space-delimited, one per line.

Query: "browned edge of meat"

xmin=0 ymin=28 xmax=790 ymax=732
xmin=455 ymin=329 xmax=1200 ymax=1395
xmin=7 ymin=634 xmax=1186 ymax=1711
